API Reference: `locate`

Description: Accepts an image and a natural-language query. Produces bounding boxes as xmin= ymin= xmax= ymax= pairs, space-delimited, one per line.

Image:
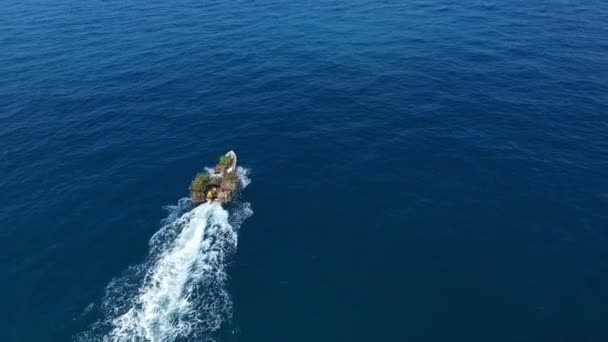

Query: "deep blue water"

xmin=2 ymin=0 xmax=608 ymax=340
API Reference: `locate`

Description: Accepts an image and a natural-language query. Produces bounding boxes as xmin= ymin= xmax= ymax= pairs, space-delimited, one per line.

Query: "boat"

xmin=190 ymin=151 xmax=239 ymax=205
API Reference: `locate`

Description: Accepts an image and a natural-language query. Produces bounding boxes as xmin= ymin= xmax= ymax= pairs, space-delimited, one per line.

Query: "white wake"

xmin=77 ymin=167 xmax=252 ymax=342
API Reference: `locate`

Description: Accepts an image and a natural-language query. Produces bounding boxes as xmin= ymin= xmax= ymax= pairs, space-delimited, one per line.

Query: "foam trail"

xmin=77 ymin=168 xmax=253 ymax=342
xmin=106 ymin=203 xmax=232 ymax=341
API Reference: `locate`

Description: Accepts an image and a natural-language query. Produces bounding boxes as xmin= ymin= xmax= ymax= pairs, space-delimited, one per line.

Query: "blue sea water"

xmin=1 ymin=0 xmax=608 ymax=340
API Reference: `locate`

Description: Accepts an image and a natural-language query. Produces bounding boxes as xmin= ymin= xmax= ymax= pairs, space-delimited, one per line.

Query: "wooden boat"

xmin=190 ymin=151 xmax=239 ymax=205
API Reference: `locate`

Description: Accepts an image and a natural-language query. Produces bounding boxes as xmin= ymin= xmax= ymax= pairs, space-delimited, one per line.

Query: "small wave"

xmin=235 ymin=167 xmax=251 ymax=188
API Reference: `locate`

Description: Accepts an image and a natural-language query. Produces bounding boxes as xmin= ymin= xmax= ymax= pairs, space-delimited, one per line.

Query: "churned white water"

xmin=78 ymin=168 xmax=252 ymax=342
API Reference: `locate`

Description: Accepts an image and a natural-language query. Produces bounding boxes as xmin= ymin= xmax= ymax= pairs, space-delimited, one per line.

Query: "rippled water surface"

xmin=1 ymin=0 xmax=607 ymax=341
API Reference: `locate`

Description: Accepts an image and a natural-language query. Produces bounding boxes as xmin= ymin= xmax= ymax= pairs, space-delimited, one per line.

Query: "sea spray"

xmin=77 ymin=168 xmax=252 ymax=342
xmin=106 ymin=203 xmax=232 ymax=340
